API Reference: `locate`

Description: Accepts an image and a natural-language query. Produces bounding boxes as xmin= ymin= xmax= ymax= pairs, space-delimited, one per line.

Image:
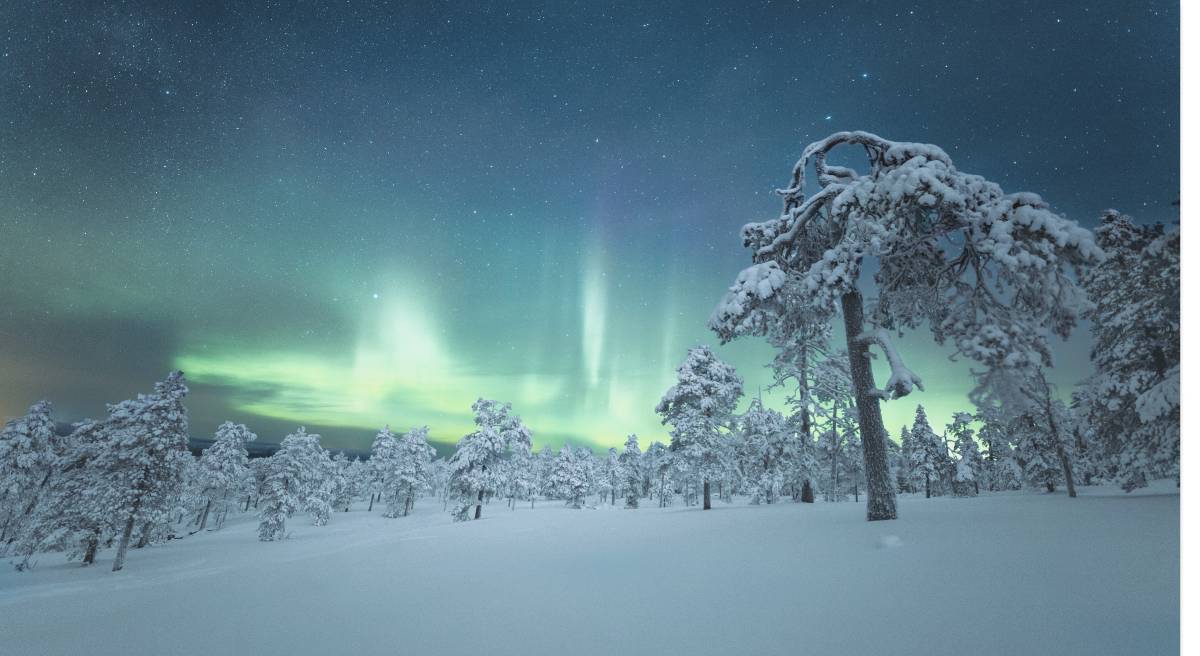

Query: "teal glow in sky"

xmin=0 ymin=2 xmax=1179 ymax=451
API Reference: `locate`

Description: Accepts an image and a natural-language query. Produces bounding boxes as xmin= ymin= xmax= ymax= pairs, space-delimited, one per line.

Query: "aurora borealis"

xmin=0 ymin=2 xmax=1179 ymax=452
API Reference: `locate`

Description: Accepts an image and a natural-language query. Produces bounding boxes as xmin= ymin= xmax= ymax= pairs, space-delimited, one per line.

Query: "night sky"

xmin=0 ymin=1 xmax=1179 ymax=452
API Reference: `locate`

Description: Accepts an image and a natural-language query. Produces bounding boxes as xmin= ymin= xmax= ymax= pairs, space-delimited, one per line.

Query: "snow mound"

xmin=877 ymin=534 xmax=904 ymax=549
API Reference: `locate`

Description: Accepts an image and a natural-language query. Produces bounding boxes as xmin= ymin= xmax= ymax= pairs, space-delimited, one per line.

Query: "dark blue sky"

xmin=0 ymin=1 xmax=1179 ymax=450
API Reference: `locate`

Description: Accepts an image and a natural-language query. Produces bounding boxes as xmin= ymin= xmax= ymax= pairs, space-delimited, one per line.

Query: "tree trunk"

xmin=830 ymin=406 xmax=840 ymax=502
xmin=1055 ymin=443 xmax=1077 ymax=498
xmin=702 ymin=480 xmax=711 ymax=510
xmin=474 ymin=488 xmax=484 ymax=519
xmin=1041 ymin=381 xmax=1077 ymax=499
xmin=841 ymin=290 xmax=898 ymax=521
xmin=854 ymin=483 xmax=859 ymax=503
xmin=368 ymin=492 xmax=375 ymax=512
xmin=198 ymin=498 xmax=212 ymax=531
xmin=135 ymin=521 xmax=152 ymax=549
xmin=925 ymin=473 xmax=931 ymax=499
xmin=244 ymin=495 xmax=252 ymax=512
xmin=82 ymin=529 xmax=100 ymax=566
xmin=112 ymin=497 xmax=141 ymax=572
xmin=800 ymin=480 xmax=814 ymax=503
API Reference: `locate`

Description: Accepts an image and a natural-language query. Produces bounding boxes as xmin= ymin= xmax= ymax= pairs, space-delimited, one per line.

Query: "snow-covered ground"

xmin=1 ymin=482 xmax=1178 ymax=656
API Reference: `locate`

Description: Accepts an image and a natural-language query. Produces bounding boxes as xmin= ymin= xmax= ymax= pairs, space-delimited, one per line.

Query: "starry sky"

xmin=0 ymin=1 xmax=1179 ymax=453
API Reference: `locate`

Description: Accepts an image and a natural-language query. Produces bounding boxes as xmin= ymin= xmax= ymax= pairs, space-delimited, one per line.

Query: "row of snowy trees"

xmin=0 ymin=372 xmax=447 ymax=571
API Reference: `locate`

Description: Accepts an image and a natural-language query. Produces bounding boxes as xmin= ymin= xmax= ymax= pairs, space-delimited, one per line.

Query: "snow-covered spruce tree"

xmin=195 ymin=422 xmax=256 ymax=531
xmin=618 ymin=435 xmax=642 ymax=508
xmin=656 ymin=346 xmax=743 ymax=511
xmin=810 ymin=353 xmax=857 ymax=502
xmin=947 ymin=412 xmax=982 ymax=496
xmin=0 ymin=400 xmax=59 ymax=548
xmin=550 ymin=444 xmax=594 ymax=509
xmin=763 ymin=318 xmax=830 ymax=503
xmin=447 ymin=399 xmax=532 ymax=521
xmin=781 ymin=409 xmax=822 ymax=503
xmin=1008 ymin=412 xmax=1062 ymax=492
xmin=1082 ymin=210 xmax=1179 ymax=490
xmin=908 ymin=406 xmax=942 ymax=499
xmin=738 ymin=398 xmax=789 ymax=504
xmin=896 ymin=426 xmax=914 ymax=494
xmin=842 ymin=427 xmax=865 ymax=502
xmin=94 ymin=372 xmax=192 ymax=571
xmin=711 ymin=131 xmax=1099 ymax=520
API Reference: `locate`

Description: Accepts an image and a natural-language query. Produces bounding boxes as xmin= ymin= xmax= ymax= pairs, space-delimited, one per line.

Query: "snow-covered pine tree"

xmin=447 ymin=399 xmax=532 ymax=521
xmin=973 ymin=365 xmax=1078 ymax=496
xmin=393 ymin=426 xmax=436 ymax=516
xmin=908 ymin=406 xmax=941 ymax=499
xmin=195 ymin=422 xmax=256 ymax=531
xmin=98 ymin=372 xmax=191 ymax=571
xmin=947 ymin=412 xmax=982 ymax=496
xmin=550 ymin=444 xmax=593 ymax=509
xmin=974 ymin=406 xmax=1020 ymax=491
xmin=502 ymin=443 xmax=536 ymax=509
xmin=1082 ymin=210 xmax=1179 ymax=490
xmin=6 ymin=418 xmax=113 ymax=568
xmin=368 ymin=426 xmax=401 ymax=513
xmin=656 ymin=346 xmax=743 ymax=511
xmin=0 ymin=400 xmax=59 ymax=548
xmin=711 ymin=131 xmax=1099 ymax=520
xmin=618 ymin=435 xmax=642 ymax=509
xmin=330 ymin=452 xmax=355 ymax=512
xmin=257 ymin=427 xmax=328 ymax=539
xmin=302 ymin=433 xmax=335 ymax=526
xmin=738 ymin=398 xmax=789 ymax=504
xmin=426 ymin=458 xmax=451 ymax=511
xmin=533 ymin=445 xmax=556 ymax=507
xmin=643 ymin=441 xmax=673 ymax=507
xmin=596 ymin=447 xmax=619 ymax=506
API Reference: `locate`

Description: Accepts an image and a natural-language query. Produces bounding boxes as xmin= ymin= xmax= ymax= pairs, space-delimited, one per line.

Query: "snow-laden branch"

xmin=856 ymin=329 xmax=924 ymax=400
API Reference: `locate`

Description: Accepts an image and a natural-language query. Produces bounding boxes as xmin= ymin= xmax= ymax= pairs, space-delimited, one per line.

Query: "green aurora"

xmin=0 ymin=2 xmax=1176 ymax=452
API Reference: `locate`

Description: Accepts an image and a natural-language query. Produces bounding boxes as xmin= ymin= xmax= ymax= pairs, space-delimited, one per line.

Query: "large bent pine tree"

xmin=711 ymin=131 xmax=1099 ymax=521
